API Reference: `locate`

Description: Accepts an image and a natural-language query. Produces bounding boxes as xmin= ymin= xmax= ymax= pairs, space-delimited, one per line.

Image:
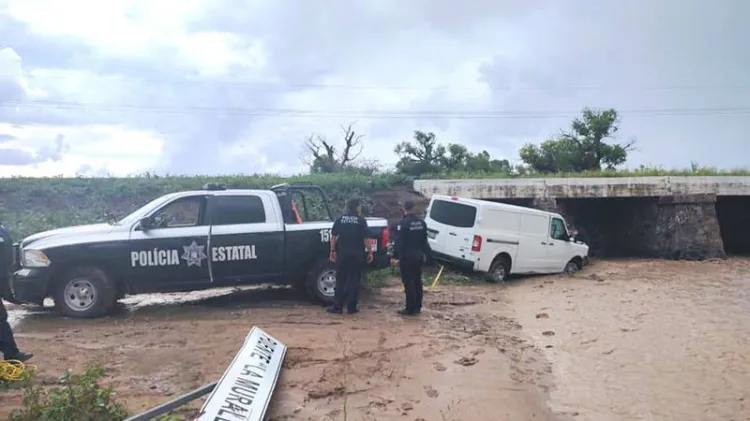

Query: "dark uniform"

xmin=394 ymin=213 xmax=432 ymax=315
xmin=0 ymin=222 xmax=32 ymax=361
xmin=329 ymin=212 xmax=370 ymax=313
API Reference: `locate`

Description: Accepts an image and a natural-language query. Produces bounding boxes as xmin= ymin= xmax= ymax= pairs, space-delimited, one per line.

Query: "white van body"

xmin=424 ymin=195 xmax=589 ymax=280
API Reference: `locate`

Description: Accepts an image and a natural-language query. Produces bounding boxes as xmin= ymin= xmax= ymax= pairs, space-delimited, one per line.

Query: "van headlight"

xmin=22 ymin=249 xmax=51 ymax=268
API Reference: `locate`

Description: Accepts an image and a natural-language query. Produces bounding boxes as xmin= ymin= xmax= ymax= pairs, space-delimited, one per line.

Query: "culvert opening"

xmin=716 ymin=196 xmax=750 ymax=256
xmin=556 ymin=197 xmax=659 ymax=258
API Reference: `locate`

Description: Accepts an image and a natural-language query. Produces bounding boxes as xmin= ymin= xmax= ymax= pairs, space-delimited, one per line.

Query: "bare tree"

xmin=301 ymin=123 xmax=365 ymax=173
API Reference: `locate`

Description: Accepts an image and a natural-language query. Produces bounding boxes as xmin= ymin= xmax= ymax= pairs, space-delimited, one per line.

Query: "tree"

xmin=395 ymin=130 xmax=515 ymax=176
xmin=465 ymin=150 xmax=512 ymax=173
xmin=519 ymin=108 xmax=634 ymax=173
xmin=301 ymin=123 xmax=365 ymax=173
xmin=394 ymin=130 xmax=446 ymax=176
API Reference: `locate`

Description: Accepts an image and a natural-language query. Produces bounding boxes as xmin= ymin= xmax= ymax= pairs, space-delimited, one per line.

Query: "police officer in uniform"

xmin=392 ymin=201 xmax=432 ymax=316
xmin=0 ymin=222 xmax=33 ymax=362
xmin=328 ymin=198 xmax=373 ymax=314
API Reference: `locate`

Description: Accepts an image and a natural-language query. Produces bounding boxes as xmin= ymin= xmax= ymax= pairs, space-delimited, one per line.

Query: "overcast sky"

xmin=1 ymin=0 xmax=749 ymax=177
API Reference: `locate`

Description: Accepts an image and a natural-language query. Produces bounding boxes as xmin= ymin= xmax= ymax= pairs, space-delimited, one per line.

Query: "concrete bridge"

xmin=413 ymin=176 xmax=750 ymax=260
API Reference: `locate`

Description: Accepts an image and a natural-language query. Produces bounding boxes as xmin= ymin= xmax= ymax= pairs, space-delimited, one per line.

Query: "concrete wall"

xmin=414 ymin=176 xmax=750 ymax=199
xmin=413 ymin=177 xmax=750 ymax=261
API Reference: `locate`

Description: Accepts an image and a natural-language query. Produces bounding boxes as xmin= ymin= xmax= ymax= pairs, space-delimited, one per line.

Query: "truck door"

xmin=546 ymin=216 xmax=573 ymax=272
xmin=426 ymin=198 xmax=478 ymax=261
xmin=128 ymin=195 xmax=211 ymax=292
xmin=206 ymin=193 xmax=284 ymax=285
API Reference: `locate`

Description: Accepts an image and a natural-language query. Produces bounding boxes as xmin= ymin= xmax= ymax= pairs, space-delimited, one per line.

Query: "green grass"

xmin=363 ymin=265 xmax=486 ymax=290
xmin=0 ymin=173 xmax=410 ymax=239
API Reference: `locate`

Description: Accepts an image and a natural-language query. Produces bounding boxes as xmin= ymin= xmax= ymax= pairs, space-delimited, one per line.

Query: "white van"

xmin=424 ymin=195 xmax=589 ymax=282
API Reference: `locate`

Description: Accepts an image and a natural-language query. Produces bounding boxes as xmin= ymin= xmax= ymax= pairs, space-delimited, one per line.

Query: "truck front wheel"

xmin=52 ymin=266 xmax=117 ymax=318
xmin=305 ymin=260 xmax=338 ymax=306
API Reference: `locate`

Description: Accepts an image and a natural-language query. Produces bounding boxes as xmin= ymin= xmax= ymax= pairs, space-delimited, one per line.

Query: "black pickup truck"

xmin=5 ymin=183 xmax=390 ymax=318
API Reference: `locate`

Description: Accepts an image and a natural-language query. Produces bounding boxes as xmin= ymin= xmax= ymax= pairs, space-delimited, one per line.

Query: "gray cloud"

xmin=0 ymin=134 xmax=16 ymax=143
xmin=0 ymin=134 xmax=65 ymax=165
xmin=1 ymin=0 xmax=750 ymax=175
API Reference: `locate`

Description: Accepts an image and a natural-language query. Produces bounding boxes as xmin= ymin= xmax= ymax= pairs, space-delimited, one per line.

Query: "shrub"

xmin=9 ymin=365 xmax=128 ymax=421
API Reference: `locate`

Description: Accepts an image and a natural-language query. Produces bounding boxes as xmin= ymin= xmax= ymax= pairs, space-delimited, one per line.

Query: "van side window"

xmin=550 ymin=218 xmax=568 ymax=240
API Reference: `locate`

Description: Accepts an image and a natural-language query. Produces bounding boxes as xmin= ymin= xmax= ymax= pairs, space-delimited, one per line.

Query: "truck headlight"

xmin=22 ymin=249 xmax=51 ymax=268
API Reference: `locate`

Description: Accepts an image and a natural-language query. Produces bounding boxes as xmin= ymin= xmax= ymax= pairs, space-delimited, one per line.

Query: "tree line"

xmin=300 ymin=107 xmax=635 ymax=177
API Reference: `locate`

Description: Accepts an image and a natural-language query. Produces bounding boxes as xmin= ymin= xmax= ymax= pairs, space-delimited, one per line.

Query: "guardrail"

xmin=124 ymin=327 xmax=287 ymax=421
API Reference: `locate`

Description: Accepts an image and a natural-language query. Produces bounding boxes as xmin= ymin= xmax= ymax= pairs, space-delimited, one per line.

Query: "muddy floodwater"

xmin=2 ymin=259 xmax=749 ymax=421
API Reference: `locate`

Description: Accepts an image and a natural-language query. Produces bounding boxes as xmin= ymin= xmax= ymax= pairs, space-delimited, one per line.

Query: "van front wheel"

xmin=564 ymin=259 xmax=581 ymax=275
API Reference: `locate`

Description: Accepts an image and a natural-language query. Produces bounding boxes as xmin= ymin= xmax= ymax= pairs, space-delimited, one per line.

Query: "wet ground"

xmin=2 ymin=259 xmax=750 ymax=420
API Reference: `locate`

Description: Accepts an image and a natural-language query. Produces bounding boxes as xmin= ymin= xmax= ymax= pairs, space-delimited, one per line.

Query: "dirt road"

xmin=2 ymin=259 xmax=749 ymax=420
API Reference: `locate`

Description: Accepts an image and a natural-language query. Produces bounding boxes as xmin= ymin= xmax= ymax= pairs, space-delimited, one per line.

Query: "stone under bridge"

xmin=413 ymin=176 xmax=750 ymax=260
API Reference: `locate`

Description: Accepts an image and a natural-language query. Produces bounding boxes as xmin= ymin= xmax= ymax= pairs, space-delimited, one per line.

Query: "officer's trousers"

xmin=0 ymin=300 xmax=19 ymax=359
xmin=334 ymin=253 xmax=364 ymax=311
xmin=400 ymin=258 xmax=423 ymax=312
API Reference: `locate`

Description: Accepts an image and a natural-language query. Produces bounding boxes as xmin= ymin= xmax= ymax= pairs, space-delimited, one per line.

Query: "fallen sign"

xmin=195 ymin=326 xmax=287 ymax=421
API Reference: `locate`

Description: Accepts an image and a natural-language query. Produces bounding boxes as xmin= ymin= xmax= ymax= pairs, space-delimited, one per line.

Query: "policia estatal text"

xmin=328 ymin=199 xmax=374 ymax=314
xmin=0 ymin=222 xmax=33 ymax=362
xmin=392 ymin=201 xmax=432 ymax=316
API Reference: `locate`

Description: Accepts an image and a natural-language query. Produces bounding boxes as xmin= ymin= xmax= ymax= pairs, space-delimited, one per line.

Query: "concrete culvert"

xmin=716 ymin=196 xmax=750 ymax=256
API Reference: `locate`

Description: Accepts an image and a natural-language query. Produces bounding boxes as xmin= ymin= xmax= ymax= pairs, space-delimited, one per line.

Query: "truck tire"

xmin=305 ymin=259 xmax=337 ymax=306
xmin=52 ymin=266 xmax=117 ymax=318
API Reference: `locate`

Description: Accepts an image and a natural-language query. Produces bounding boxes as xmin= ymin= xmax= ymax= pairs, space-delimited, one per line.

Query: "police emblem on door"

xmin=182 ymin=241 xmax=208 ymax=267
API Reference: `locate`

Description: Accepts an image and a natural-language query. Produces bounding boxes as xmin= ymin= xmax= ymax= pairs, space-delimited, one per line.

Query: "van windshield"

xmin=429 ymin=200 xmax=477 ymax=228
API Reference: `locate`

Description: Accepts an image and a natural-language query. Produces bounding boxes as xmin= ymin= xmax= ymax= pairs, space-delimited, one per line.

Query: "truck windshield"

xmin=429 ymin=200 xmax=477 ymax=228
xmin=115 ymin=195 xmax=174 ymax=226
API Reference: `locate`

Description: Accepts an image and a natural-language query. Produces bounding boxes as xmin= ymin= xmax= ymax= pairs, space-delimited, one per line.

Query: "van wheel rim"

xmin=565 ymin=262 xmax=578 ymax=274
xmin=493 ymin=266 xmax=506 ymax=280
xmin=64 ymin=279 xmax=96 ymax=312
xmin=317 ymin=269 xmax=337 ymax=298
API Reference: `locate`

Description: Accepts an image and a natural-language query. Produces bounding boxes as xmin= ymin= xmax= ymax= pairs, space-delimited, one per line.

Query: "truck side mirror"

xmin=139 ymin=217 xmax=152 ymax=231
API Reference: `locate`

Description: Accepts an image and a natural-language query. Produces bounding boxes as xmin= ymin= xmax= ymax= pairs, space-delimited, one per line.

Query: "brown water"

xmin=508 ymin=258 xmax=750 ymax=421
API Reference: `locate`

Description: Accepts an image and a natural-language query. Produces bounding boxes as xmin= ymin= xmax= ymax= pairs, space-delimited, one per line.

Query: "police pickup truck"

xmin=6 ymin=183 xmax=390 ymax=318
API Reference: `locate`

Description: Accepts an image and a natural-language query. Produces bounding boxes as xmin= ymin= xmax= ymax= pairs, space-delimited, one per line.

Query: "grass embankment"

xmin=2 ymin=166 xmax=748 ymax=239
xmin=0 ymin=173 xmax=410 ymax=239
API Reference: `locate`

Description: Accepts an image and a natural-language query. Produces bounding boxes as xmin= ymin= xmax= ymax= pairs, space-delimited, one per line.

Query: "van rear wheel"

xmin=487 ymin=256 xmax=510 ymax=283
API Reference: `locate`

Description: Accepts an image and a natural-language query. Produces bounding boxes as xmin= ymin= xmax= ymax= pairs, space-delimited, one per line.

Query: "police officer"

xmin=327 ymin=198 xmax=373 ymax=314
xmin=392 ymin=201 xmax=432 ymax=316
xmin=0 ymin=222 xmax=33 ymax=362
